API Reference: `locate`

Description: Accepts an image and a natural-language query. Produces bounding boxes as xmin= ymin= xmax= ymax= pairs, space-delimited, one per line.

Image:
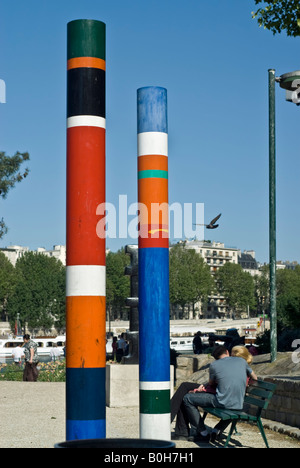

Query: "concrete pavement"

xmin=0 ymin=381 xmax=299 ymax=449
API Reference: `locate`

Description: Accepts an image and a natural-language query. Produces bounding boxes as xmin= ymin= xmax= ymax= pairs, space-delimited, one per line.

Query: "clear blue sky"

xmin=1 ymin=0 xmax=300 ymax=264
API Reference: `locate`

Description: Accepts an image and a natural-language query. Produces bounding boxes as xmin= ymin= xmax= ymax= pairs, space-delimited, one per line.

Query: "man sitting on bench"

xmin=182 ymin=345 xmax=257 ymax=443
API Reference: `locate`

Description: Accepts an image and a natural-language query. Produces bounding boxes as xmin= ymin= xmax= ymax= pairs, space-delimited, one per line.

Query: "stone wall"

xmin=263 ymin=378 xmax=300 ymax=428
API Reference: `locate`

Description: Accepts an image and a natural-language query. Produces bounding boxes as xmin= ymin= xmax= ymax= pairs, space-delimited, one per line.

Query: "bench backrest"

xmin=244 ymin=379 xmax=277 ymax=417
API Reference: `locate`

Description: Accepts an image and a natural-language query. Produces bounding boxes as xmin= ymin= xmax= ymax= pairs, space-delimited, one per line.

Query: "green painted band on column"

xmin=67 ymin=19 xmax=106 ymax=60
xmin=140 ymin=389 xmax=170 ymax=414
xmin=138 ymin=170 xmax=168 ymax=180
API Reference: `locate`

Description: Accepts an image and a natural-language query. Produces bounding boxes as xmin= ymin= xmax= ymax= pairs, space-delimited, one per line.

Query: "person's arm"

xmin=246 ymin=363 xmax=257 ymax=382
xmin=29 ymin=347 xmax=34 ymax=363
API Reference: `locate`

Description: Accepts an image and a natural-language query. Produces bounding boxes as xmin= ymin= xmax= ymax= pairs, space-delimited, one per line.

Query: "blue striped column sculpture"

xmin=137 ymin=87 xmax=170 ymax=440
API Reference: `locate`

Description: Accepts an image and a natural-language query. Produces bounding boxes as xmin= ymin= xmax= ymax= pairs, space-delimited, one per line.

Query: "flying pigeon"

xmin=194 ymin=213 xmax=221 ymax=229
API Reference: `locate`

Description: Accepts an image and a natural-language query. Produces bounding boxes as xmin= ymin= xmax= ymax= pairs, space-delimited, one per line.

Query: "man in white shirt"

xmin=11 ymin=344 xmax=24 ymax=366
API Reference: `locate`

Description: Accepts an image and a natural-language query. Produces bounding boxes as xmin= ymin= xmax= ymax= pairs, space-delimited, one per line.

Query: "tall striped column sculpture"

xmin=137 ymin=87 xmax=170 ymax=440
xmin=66 ymin=19 xmax=106 ymax=440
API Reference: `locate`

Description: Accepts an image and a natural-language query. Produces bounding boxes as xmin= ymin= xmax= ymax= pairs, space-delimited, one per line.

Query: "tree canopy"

xmin=276 ymin=265 xmax=300 ymax=328
xmin=169 ymin=243 xmax=213 ymax=317
xmin=0 ymin=151 xmax=30 ymax=238
xmin=106 ymin=248 xmax=130 ymax=320
xmin=252 ymin=0 xmax=300 ymax=36
xmin=216 ymin=262 xmax=256 ymax=316
xmin=6 ymin=252 xmax=65 ymax=334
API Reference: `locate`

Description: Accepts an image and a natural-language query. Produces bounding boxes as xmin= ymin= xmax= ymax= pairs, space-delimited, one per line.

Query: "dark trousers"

xmin=171 ymin=382 xmax=231 ymax=436
xmin=23 ymin=362 xmax=39 ymax=382
xmin=171 ymin=382 xmax=199 ymax=436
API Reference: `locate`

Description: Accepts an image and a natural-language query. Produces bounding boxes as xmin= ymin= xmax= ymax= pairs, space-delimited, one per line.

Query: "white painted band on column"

xmin=137 ymin=132 xmax=168 ymax=156
xmin=139 ymin=381 xmax=170 ymax=391
xmin=140 ymin=413 xmax=171 ymax=440
xmin=67 ymin=115 xmax=106 ymax=129
xmin=66 ymin=265 xmax=106 ymax=297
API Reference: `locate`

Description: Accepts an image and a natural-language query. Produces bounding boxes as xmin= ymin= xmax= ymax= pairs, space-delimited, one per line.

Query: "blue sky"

xmin=1 ymin=0 xmax=300 ymax=264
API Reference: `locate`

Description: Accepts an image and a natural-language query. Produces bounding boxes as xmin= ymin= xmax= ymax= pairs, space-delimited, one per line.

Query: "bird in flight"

xmin=194 ymin=213 xmax=221 ymax=229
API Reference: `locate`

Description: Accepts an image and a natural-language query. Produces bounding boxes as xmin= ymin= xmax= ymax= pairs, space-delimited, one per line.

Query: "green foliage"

xmin=169 ymin=243 xmax=213 ymax=315
xmin=0 ymin=151 xmax=30 ymax=238
xmin=106 ymin=248 xmax=130 ymax=320
xmin=253 ymin=264 xmax=269 ymax=315
xmin=37 ymin=360 xmax=66 ymax=382
xmin=0 ymin=360 xmax=66 ymax=382
xmin=0 ymin=363 xmax=23 ymax=381
xmin=256 ymin=326 xmax=300 ymax=352
xmin=0 ymin=252 xmax=16 ymax=309
xmin=216 ymin=263 xmax=255 ymax=316
xmin=6 ymin=252 xmax=66 ymax=334
xmin=252 ymin=0 xmax=300 ymax=36
xmin=276 ymin=265 xmax=300 ymax=328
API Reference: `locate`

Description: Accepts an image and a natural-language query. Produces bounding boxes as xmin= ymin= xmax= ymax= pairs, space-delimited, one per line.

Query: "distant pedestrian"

xmin=23 ymin=334 xmax=39 ymax=382
xmin=193 ymin=331 xmax=203 ymax=355
xmin=11 ymin=344 xmax=24 ymax=366
xmin=50 ymin=343 xmax=61 ymax=362
xmin=112 ymin=336 xmax=118 ymax=361
xmin=116 ymin=333 xmax=127 ymax=362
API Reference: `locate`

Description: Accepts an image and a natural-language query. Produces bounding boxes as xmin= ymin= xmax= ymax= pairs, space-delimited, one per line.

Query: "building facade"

xmin=0 ymin=245 xmax=66 ymax=266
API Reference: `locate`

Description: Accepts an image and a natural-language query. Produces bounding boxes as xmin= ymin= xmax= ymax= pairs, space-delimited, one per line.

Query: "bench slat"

xmin=202 ymin=407 xmax=239 ymax=420
xmin=244 ymin=395 xmax=270 ymax=409
xmin=247 ymin=387 xmax=273 ymax=400
xmin=248 ymin=380 xmax=277 ymax=392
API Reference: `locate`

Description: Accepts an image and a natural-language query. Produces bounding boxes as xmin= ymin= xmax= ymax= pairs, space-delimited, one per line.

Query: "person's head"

xmin=212 ymin=345 xmax=229 ymax=360
xmin=231 ymin=345 xmax=253 ymax=365
xmin=23 ymin=334 xmax=30 ymax=343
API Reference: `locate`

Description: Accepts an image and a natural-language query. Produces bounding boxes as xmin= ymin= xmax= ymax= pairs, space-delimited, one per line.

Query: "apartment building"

xmin=185 ymin=240 xmax=239 ymax=272
xmin=0 ymin=244 xmax=66 ymax=266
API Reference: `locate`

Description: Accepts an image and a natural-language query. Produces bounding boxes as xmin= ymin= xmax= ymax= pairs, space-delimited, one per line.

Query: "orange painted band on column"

xmin=67 ymin=56 xmax=106 ymax=71
xmin=138 ymin=178 xmax=168 ymax=206
xmin=66 ymin=296 xmax=106 ymax=368
xmin=138 ymin=154 xmax=168 ymax=172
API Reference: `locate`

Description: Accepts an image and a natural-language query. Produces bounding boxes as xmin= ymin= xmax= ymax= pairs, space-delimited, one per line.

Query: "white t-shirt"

xmin=50 ymin=347 xmax=61 ymax=360
xmin=12 ymin=347 xmax=24 ymax=362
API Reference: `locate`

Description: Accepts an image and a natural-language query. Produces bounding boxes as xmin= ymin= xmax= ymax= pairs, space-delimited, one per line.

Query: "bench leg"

xmin=257 ymin=418 xmax=269 ymax=448
xmin=224 ymin=420 xmax=237 ymax=448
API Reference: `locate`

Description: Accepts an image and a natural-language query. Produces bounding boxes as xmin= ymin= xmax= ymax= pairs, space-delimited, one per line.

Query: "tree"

xmin=276 ymin=265 xmax=300 ymax=328
xmin=0 ymin=151 xmax=30 ymax=238
xmin=0 ymin=252 xmax=16 ymax=321
xmin=254 ymin=264 xmax=270 ymax=315
xmin=169 ymin=243 xmax=213 ymax=318
xmin=106 ymin=248 xmax=130 ymax=321
xmin=6 ymin=252 xmax=65 ymax=333
xmin=252 ymin=0 xmax=300 ymax=37
xmin=216 ymin=263 xmax=255 ymax=317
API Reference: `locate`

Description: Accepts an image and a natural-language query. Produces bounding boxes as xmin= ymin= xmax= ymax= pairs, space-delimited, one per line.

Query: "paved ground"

xmin=0 ymin=381 xmax=300 ymax=449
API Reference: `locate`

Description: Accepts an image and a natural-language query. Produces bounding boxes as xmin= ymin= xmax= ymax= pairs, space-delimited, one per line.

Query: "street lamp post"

xmin=268 ymin=69 xmax=300 ymax=363
xmin=268 ymin=69 xmax=277 ymax=363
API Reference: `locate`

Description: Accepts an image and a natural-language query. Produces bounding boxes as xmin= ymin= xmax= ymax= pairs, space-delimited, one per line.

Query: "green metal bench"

xmin=202 ymin=379 xmax=277 ymax=448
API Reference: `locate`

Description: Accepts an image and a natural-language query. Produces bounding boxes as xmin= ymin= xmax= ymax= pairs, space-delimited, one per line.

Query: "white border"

xmin=67 ymin=115 xmax=106 ymax=129
xmin=66 ymin=265 xmax=106 ymax=297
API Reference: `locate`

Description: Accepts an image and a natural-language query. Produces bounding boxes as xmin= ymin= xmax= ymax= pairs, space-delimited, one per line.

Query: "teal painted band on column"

xmin=140 ymin=389 xmax=170 ymax=414
xmin=67 ymin=19 xmax=106 ymax=60
xmin=138 ymin=169 xmax=168 ymax=179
